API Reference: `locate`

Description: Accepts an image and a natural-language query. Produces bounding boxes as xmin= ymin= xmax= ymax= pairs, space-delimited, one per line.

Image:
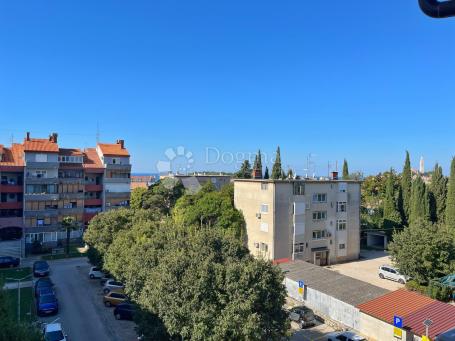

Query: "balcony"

xmin=104 ymin=178 xmax=131 ymax=184
xmin=24 ymin=209 xmax=58 ymax=218
xmin=0 ymin=184 xmax=23 ymax=193
xmin=24 ymin=193 xmax=59 ymax=201
xmin=0 ymin=202 xmax=23 ymax=210
xmin=105 ymin=164 xmax=131 ymax=171
xmin=85 ymin=184 xmax=103 ymax=192
xmin=84 ymin=198 xmax=102 ymax=206
xmin=25 ymin=161 xmax=59 ymax=169
xmin=58 ymin=207 xmax=84 ymax=215
xmin=58 ymin=178 xmax=84 ymax=185
xmin=105 ymin=191 xmax=130 ymax=199
xmin=59 ymin=192 xmax=85 ymax=200
xmin=25 ymin=177 xmax=59 ymax=185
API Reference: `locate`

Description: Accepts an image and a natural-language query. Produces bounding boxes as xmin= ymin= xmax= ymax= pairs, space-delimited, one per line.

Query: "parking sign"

xmin=298 ymin=280 xmax=304 ymax=288
xmin=394 ymin=316 xmax=403 ymax=328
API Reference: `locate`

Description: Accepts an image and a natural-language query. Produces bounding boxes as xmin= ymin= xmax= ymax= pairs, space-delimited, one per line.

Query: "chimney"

xmin=117 ymin=139 xmax=125 ymax=149
xmin=331 ymin=171 xmax=339 ymax=180
xmin=52 ymin=133 xmax=58 ymax=143
xmin=26 ymin=132 xmax=30 ymax=141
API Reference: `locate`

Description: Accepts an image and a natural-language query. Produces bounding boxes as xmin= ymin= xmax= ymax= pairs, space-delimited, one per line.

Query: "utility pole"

xmin=6 ymin=274 xmax=33 ymax=322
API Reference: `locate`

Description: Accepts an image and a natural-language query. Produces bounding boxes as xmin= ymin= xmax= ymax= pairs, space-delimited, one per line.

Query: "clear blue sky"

xmin=1 ymin=1 xmax=454 ymax=175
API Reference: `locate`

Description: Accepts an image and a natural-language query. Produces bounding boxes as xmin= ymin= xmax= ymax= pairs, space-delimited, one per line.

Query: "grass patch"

xmin=0 ymin=267 xmax=32 ymax=284
xmin=3 ymin=287 xmax=35 ymax=322
xmin=41 ymin=242 xmax=87 ymax=260
xmin=42 ymin=252 xmax=86 ymax=260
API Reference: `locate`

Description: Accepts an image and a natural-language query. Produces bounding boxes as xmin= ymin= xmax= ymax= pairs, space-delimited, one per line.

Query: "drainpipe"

xmin=419 ymin=0 xmax=455 ymax=18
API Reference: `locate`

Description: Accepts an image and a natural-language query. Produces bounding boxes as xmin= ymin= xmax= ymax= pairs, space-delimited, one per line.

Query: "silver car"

xmin=103 ymin=279 xmax=125 ymax=294
xmin=378 ymin=265 xmax=409 ymax=284
xmin=326 ymin=331 xmax=366 ymax=341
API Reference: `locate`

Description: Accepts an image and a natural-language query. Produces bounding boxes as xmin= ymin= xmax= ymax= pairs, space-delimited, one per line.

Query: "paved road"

xmin=38 ymin=257 xmax=136 ymax=341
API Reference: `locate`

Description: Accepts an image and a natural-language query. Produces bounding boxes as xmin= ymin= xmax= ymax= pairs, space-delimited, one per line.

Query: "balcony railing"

xmin=84 ymin=198 xmax=103 ymax=206
xmin=85 ymin=184 xmax=103 ymax=192
xmin=0 ymin=184 xmax=23 ymax=193
xmin=0 ymin=202 xmax=23 ymax=210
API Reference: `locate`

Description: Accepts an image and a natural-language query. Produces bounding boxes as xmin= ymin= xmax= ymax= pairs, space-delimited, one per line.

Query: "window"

xmin=35 ymin=170 xmax=47 ymax=178
xmin=339 ymin=243 xmax=346 ymax=250
xmin=293 ymin=182 xmax=305 ymax=195
xmin=37 ymin=219 xmax=44 ymax=226
xmin=261 ymin=183 xmax=268 ymax=190
xmin=336 ymin=220 xmax=347 ymax=231
xmin=260 ymin=204 xmax=269 ymax=213
xmin=312 ymin=193 xmax=327 ymax=203
xmin=35 ymin=154 xmax=47 ymax=162
xmin=260 ymin=222 xmax=269 ymax=232
xmin=337 ymin=202 xmax=347 ymax=212
xmin=312 ymin=230 xmax=327 ymax=239
xmin=312 ymin=211 xmax=327 ymax=220
xmin=294 ymin=243 xmax=304 ymax=253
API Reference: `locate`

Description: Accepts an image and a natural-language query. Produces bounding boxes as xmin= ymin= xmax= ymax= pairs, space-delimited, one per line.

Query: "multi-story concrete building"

xmin=234 ymin=176 xmax=361 ymax=265
xmin=0 ymin=132 xmax=131 ymax=252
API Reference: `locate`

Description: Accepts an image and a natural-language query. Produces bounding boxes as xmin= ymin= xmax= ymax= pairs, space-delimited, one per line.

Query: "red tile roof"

xmin=97 ymin=142 xmax=129 ymax=157
xmin=357 ymin=289 xmax=434 ymax=325
xmin=59 ymin=148 xmax=83 ymax=156
xmin=83 ymin=148 xmax=104 ymax=169
xmin=0 ymin=144 xmax=25 ymax=167
xmin=23 ymin=138 xmax=59 ymax=153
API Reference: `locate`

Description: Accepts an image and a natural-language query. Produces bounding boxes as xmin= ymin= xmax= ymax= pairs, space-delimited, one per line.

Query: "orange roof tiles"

xmin=97 ymin=142 xmax=130 ymax=157
xmin=23 ymin=138 xmax=59 ymax=153
xmin=83 ymin=148 xmax=104 ymax=169
xmin=0 ymin=144 xmax=25 ymax=167
xmin=59 ymin=148 xmax=83 ymax=156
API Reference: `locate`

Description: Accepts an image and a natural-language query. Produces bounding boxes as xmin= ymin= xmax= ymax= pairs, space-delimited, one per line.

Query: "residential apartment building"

xmin=234 ymin=176 xmax=361 ymax=265
xmin=0 ymin=132 xmax=131 ymax=250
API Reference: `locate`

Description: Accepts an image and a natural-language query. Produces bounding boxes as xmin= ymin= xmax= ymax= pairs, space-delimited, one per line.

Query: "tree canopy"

xmin=271 ymin=146 xmax=283 ymax=180
xmin=342 ymin=159 xmax=349 ymax=180
xmin=235 ymin=160 xmax=252 ymax=179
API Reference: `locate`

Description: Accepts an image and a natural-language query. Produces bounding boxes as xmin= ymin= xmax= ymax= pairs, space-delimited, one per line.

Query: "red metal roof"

xmin=405 ymin=300 xmax=455 ymax=339
xmin=0 ymin=144 xmax=25 ymax=167
xmin=357 ymin=289 xmax=434 ymax=325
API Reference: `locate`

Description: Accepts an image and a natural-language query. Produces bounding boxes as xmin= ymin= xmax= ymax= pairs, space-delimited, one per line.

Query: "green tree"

xmin=142 ymin=178 xmax=185 ymax=215
xmin=235 ymin=160 xmax=252 ymax=179
xmin=286 ymin=168 xmax=294 ymax=179
xmin=264 ymin=166 xmax=270 ymax=179
xmin=383 ymin=171 xmax=402 ymax=229
xmin=389 ymin=220 xmax=455 ymax=284
xmin=445 ymin=157 xmax=455 ymax=228
xmin=401 ymin=151 xmax=412 ymax=224
xmin=429 ymin=163 xmax=447 ymax=223
xmin=62 ymin=216 xmax=79 ymax=255
xmin=271 ymin=146 xmax=283 ymax=180
xmin=409 ymin=177 xmax=430 ymax=224
xmin=342 ymin=159 xmax=349 ymax=180
xmin=131 ymin=187 xmax=147 ymax=209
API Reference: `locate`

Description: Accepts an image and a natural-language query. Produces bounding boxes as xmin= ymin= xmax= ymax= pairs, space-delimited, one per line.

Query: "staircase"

xmin=0 ymin=239 xmax=22 ymax=258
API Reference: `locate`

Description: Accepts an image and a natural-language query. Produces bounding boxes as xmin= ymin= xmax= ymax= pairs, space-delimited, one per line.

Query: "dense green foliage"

xmin=401 ymin=151 xmax=412 ymax=224
xmin=429 ymin=163 xmax=447 ymax=223
xmin=342 ymin=159 xmax=349 ymax=180
xmin=446 ymin=157 xmax=455 ymax=228
xmin=141 ymin=178 xmax=185 ymax=214
xmin=253 ymin=149 xmax=263 ymax=178
xmin=264 ymin=166 xmax=270 ymax=179
xmin=382 ymin=171 xmax=402 ymax=229
xmin=271 ymin=146 xmax=283 ymax=180
xmin=235 ymin=160 xmax=252 ymax=179
xmin=131 ymin=187 xmax=148 ymax=210
xmin=409 ymin=176 xmax=430 ymax=224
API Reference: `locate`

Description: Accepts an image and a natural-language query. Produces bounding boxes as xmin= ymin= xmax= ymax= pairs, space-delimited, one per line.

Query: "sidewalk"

xmin=2 ymin=280 xmax=33 ymax=290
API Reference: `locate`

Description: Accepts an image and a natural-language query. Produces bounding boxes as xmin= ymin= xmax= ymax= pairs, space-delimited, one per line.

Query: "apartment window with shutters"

xmin=337 ymin=202 xmax=347 ymax=212
xmin=336 ymin=220 xmax=347 ymax=231
xmin=35 ymin=154 xmax=47 ymax=162
xmin=260 ymin=204 xmax=269 ymax=214
xmin=260 ymin=242 xmax=268 ymax=253
xmin=312 ymin=211 xmax=327 ymax=221
xmin=312 ymin=193 xmax=327 ymax=203
xmin=339 ymin=243 xmax=346 ymax=250
xmin=293 ymin=182 xmax=305 ymax=195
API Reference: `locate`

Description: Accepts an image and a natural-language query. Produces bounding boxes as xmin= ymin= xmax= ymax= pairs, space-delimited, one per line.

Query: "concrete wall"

xmin=359 ymin=312 xmax=412 ymax=341
xmin=24 ymin=152 xmax=59 ymax=163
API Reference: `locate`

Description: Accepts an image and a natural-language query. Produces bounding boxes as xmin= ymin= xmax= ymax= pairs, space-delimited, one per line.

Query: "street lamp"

xmin=6 ymin=273 xmax=33 ymax=323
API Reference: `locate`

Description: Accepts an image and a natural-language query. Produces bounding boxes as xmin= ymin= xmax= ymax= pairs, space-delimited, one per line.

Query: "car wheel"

xmin=379 ymin=273 xmax=384 ymax=279
xmin=89 ymin=274 xmax=95 ymax=279
xmin=115 ymin=313 xmax=122 ymax=320
xmin=399 ymin=279 xmax=405 ymax=284
xmin=105 ymin=301 xmax=111 ymax=307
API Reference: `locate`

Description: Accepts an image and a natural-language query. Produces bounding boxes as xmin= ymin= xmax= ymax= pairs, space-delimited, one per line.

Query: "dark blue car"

xmin=33 ymin=260 xmax=50 ymax=277
xmin=37 ymin=294 xmax=58 ymax=316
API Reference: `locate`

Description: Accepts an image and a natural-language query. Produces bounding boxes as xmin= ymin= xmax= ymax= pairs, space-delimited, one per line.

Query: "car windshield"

xmin=45 ymin=330 xmax=65 ymax=341
xmin=37 ymin=280 xmax=52 ymax=287
xmin=35 ymin=262 xmax=48 ymax=269
xmin=40 ymin=295 xmax=56 ymax=303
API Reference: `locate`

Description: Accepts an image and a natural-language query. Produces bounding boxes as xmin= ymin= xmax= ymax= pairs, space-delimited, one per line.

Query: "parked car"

xmin=36 ymin=293 xmax=59 ymax=316
xmin=34 ymin=278 xmax=54 ymax=297
xmin=288 ymin=306 xmax=316 ymax=328
xmin=100 ymin=273 xmax=113 ymax=286
xmin=378 ymin=265 xmax=409 ymax=284
xmin=0 ymin=255 xmax=20 ymax=268
xmin=113 ymin=302 xmax=136 ymax=320
xmin=103 ymin=280 xmax=124 ymax=294
xmin=103 ymin=292 xmax=128 ymax=307
xmin=33 ymin=260 xmax=50 ymax=277
xmin=37 ymin=286 xmax=55 ymax=297
xmin=326 ymin=331 xmax=366 ymax=341
xmin=89 ymin=266 xmax=104 ymax=279
xmin=0 ymin=226 xmax=22 ymax=241
xmin=43 ymin=322 xmax=67 ymax=341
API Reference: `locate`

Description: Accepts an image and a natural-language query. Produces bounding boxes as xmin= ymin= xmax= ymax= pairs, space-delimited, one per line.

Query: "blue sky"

xmin=1 ymin=1 xmax=454 ymax=175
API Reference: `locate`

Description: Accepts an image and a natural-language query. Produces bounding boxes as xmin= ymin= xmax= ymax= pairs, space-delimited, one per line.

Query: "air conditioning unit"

xmin=256 ymin=213 xmax=261 ymax=219
xmin=254 ymin=242 xmax=260 ymax=249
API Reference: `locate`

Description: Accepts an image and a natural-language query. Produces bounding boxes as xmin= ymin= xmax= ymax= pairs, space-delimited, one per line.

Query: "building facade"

xmin=234 ymin=178 xmax=361 ymax=265
xmin=0 ymin=132 xmax=131 ymax=250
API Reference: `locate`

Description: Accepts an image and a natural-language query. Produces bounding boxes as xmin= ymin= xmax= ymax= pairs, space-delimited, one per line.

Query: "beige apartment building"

xmin=234 ymin=178 xmax=361 ymax=265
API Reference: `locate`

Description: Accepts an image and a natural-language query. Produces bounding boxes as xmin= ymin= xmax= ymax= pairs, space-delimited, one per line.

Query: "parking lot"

xmin=290 ymin=320 xmax=334 ymax=341
xmin=325 ymin=250 xmax=404 ymax=291
xmin=38 ymin=257 xmax=137 ymax=341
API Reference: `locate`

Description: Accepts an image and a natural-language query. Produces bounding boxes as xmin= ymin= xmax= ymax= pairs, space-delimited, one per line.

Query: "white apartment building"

xmin=234 ymin=178 xmax=361 ymax=265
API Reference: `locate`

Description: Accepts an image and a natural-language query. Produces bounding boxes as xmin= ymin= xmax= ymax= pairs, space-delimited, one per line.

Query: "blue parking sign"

xmin=394 ymin=316 xmax=403 ymax=328
xmin=298 ymin=280 xmax=304 ymax=288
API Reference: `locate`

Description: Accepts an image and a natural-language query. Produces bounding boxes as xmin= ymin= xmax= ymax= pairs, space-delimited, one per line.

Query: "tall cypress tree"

xmin=235 ymin=160 xmax=252 ymax=179
xmin=342 ymin=159 xmax=349 ymax=180
xmin=252 ymin=149 xmax=263 ymax=178
xmin=401 ymin=151 xmax=412 ymax=224
xmin=264 ymin=166 xmax=270 ymax=179
xmin=286 ymin=168 xmax=294 ymax=179
xmin=445 ymin=157 xmax=455 ymax=228
xmin=271 ymin=146 xmax=283 ymax=180
xmin=410 ymin=176 xmax=430 ymax=224
xmin=383 ymin=170 xmax=402 ymax=228
xmin=429 ymin=163 xmax=447 ymax=223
